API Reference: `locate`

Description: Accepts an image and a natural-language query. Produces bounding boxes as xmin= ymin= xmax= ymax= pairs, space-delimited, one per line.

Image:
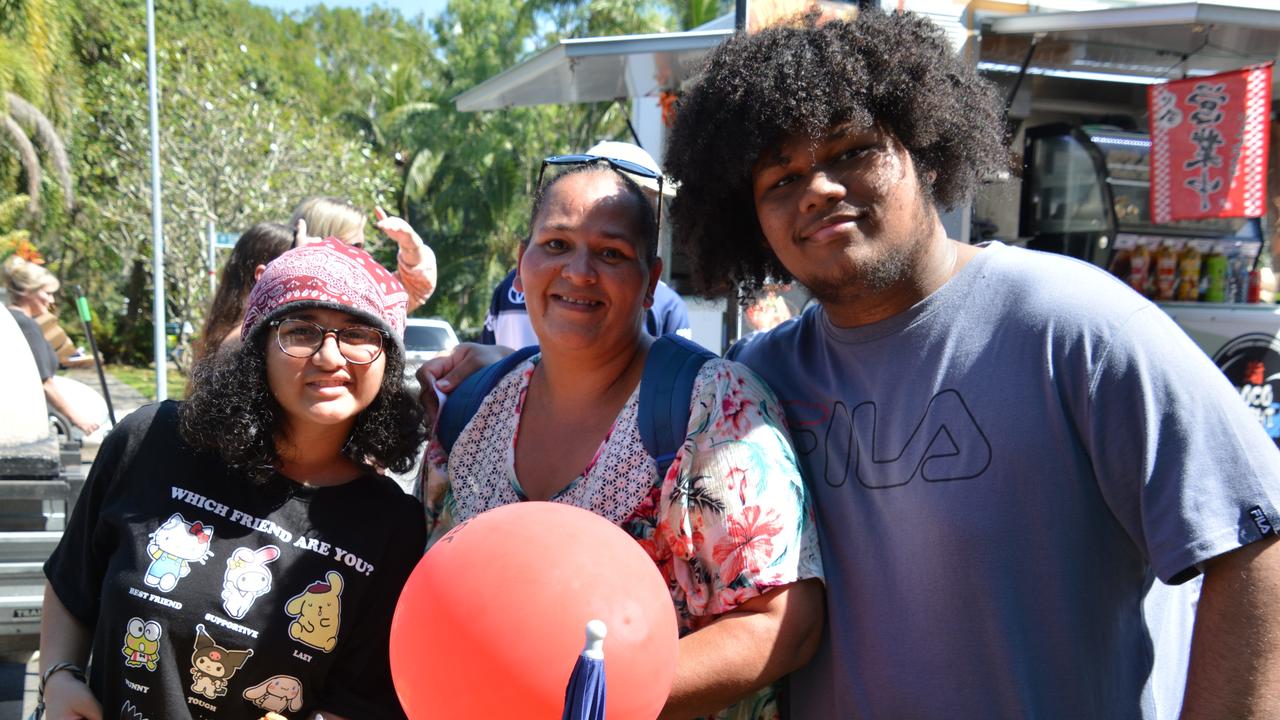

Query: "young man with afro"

xmin=662 ymin=9 xmax=1280 ymax=720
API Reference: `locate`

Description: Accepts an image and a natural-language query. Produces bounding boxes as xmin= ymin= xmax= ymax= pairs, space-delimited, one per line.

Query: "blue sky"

xmin=254 ymin=0 xmax=449 ymax=22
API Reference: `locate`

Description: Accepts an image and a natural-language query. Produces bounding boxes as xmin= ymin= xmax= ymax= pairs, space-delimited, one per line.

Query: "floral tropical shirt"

xmin=424 ymin=355 xmax=824 ymax=720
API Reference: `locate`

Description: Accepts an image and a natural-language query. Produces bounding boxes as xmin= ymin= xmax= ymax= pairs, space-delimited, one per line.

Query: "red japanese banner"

xmin=1148 ymin=63 xmax=1273 ymax=224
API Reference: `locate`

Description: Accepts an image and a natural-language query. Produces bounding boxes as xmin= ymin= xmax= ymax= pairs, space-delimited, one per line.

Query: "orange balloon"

xmin=391 ymin=502 xmax=679 ymax=719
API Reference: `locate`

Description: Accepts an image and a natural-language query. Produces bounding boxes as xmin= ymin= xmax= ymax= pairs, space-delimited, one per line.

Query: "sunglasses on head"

xmin=537 ymin=154 xmax=664 ymax=229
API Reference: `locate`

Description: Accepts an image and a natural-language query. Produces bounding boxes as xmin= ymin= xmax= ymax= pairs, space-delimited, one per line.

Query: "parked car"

xmin=402 ymin=318 xmax=459 ymax=382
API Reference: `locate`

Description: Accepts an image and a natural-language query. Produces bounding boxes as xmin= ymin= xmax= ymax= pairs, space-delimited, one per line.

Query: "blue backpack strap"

xmin=435 ymin=345 xmax=540 ymax=454
xmin=638 ymin=335 xmax=716 ymax=478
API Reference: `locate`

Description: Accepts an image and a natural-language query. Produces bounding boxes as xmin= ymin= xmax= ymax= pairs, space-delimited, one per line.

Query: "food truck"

xmin=971 ymin=2 xmax=1280 ymax=445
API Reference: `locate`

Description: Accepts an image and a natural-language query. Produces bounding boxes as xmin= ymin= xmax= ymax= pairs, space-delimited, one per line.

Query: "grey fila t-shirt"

xmin=729 ymin=242 xmax=1280 ymax=719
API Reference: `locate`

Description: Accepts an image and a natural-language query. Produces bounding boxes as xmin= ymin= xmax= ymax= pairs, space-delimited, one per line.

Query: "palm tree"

xmin=0 ymin=3 xmax=76 ymax=217
xmin=1 ymin=90 xmax=74 ymax=215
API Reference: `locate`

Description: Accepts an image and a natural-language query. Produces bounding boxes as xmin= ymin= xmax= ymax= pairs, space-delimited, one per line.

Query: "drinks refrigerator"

xmin=1020 ymin=123 xmax=1263 ymax=267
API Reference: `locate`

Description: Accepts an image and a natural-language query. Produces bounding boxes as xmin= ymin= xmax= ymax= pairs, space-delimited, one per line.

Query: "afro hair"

xmin=665 ymin=9 xmax=1008 ymax=299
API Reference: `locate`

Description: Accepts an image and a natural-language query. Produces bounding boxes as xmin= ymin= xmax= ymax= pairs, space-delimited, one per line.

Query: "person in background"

xmin=4 ymin=256 xmax=99 ymax=435
xmin=480 ymin=141 xmax=691 ymax=348
xmin=477 ymin=265 xmax=539 ymax=349
xmin=193 ymin=222 xmax=293 ymax=363
xmin=37 ymin=238 xmax=425 ymax=720
xmin=742 ymin=283 xmax=795 ymax=335
xmin=290 ymin=197 xmax=437 ymax=312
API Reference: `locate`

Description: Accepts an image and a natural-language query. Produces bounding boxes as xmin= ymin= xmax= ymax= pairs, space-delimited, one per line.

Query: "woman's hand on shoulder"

xmin=42 ymin=670 xmax=102 ymax=720
xmin=415 ymin=343 xmax=513 ymax=395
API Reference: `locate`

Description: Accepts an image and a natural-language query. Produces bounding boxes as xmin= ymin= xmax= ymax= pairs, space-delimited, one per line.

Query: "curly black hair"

xmin=179 ymin=328 xmax=425 ymax=483
xmin=665 ymin=9 xmax=1008 ymax=299
xmin=527 ymin=163 xmax=659 ymax=265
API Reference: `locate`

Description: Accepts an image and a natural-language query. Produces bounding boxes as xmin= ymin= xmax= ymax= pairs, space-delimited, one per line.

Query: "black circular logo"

xmin=1212 ymin=333 xmax=1280 ymax=446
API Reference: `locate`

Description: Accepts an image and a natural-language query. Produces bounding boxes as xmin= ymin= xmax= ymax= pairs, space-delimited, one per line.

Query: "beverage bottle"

xmin=1203 ymin=246 xmax=1228 ymax=302
xmin=1233 ymin=245 xmax=1254 ymax=303
xmin=1248 ymin=269 xmax=1262 ymax=303
xmin=1226 ymin=242 xmax=1244 ymax=303
xmin=1176 ymin=244 xmax=1202 ymax=301
xmin=1129 ymin=244 xmax=1152 ymax=296
xmin=1154 ymin=241 xmax=1178 ymax=301
xmin=1108 ymin=247 xmax=1132 ymax=283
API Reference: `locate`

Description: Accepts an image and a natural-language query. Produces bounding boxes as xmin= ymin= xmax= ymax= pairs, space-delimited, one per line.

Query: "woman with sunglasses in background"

xmin=4 ymin=255 xmax=102 ymax=436
xmin=37 ymin=238 xmax=425 ymax=720
xmin=422 ymin=156 xmax=825 ymax=719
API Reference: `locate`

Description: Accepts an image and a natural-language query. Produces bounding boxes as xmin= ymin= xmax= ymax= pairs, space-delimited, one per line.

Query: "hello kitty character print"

xmin=144 ymin=513 xmax=214 ymax=592
xmin=221 ymin=545 xmax=281 ymax=620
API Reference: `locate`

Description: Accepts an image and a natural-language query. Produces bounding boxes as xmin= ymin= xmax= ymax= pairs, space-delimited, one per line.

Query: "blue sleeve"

xmin=1085 ymin=305 xmax=1280 ymax=584
xmin=651 ymin=283 xmax=690 ymax=337
xmin=662 ymin=298 xmax=689 ymax=337
xmin=724 ymin=332 xmax=761 ymax=362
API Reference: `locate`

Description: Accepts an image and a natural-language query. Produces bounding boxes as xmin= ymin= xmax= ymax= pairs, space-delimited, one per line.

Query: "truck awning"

xmin=453 ymin=29 xmax=733 ymax=112
xmin=982 ymin=2 xmax=1280 ymax=92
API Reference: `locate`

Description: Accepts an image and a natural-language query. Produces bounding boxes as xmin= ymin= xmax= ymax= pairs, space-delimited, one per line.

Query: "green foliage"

xmin=0 ymin=192 xmax=25 ymax=225
xmin=0 ymin=0 xmax=79 ymax=234
xmin=56 ymin=0 xmax=398 ymax=364
xmin=0 ymin=0 xmax=80 ymax=125
xmin=1 ymin=0 xmax=684 ymax=354
xmin=670 ymin=0 xmax=733 ymax=30
xmin=532 ymin=0 xmax=667 ymax=39
xmin=0 ymin=192 xmax=30 ymax=255
xmin=0 ymin=38 xmax=40 ymax=101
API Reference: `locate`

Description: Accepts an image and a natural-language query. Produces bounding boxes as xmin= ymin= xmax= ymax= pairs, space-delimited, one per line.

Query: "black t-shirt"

xmin=45 ymin=401 xmax=426 ymax=719
xmin=11 ymin=307 xmax=57 ymax=381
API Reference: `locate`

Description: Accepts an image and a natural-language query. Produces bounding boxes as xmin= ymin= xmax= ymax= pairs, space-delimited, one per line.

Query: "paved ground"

xmin=0 ymin=367 xmax=150 ymax=719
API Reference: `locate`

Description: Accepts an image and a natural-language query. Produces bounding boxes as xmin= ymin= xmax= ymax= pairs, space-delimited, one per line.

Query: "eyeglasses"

xmin=270 ymin=318 xmax=387 ymax=365
xmin=537 ymin=154 xmax=664 ymax=230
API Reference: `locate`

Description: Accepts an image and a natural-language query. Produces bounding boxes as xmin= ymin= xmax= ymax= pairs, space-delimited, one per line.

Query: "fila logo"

xmin=789 ymin=390 xmax=991 ymax=489
xmin=1249 ymin=505 xmax=1274 ymax=536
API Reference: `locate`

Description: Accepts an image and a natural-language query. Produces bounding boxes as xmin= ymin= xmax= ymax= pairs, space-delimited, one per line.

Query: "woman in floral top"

xmin=424 ymin=159 xmax=824 ymax=720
